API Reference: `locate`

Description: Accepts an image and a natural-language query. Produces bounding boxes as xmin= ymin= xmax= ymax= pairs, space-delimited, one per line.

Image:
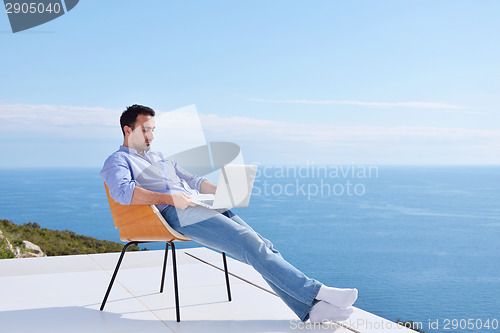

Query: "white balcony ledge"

xmin=0 ymin=247 xmax=417 ymax=333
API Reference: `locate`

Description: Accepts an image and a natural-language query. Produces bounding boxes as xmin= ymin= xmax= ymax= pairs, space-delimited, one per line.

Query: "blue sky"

xmin=1 ymin=0 xmax=499 ymax=167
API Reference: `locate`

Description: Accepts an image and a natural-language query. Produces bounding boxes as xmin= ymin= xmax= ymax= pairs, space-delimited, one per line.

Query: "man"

xmin=101 ymin=104 xmax=358 ymax=323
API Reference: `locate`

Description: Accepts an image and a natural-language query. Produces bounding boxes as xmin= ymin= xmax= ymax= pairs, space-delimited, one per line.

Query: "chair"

xmin=100 ymin=183 xmax=232 ymax=322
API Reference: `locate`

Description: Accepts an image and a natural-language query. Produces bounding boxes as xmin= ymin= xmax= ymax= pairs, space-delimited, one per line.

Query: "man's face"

xmin=126 ymin=114 xmax=155 ymax=152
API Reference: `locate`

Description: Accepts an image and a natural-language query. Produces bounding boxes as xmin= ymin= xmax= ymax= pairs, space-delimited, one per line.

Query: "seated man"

xmin=100 ymin=104 xmax=358 ymax=323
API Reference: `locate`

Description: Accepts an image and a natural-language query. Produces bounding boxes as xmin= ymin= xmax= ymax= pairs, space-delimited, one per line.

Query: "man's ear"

xmin=123 ymin=125 xmax=133 ymax=136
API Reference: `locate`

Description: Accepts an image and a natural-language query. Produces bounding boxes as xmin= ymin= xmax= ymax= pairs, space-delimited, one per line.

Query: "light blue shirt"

xmin=100 ymin=145 xmax=207 ymax=212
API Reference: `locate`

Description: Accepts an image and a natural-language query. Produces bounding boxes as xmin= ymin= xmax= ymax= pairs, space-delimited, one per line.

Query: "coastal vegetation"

xmin=0 ymin=219 xmax=140 ymax=259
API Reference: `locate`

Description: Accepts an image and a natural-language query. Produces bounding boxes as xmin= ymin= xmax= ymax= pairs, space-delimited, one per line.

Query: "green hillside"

xmin=0 ymin=219 xmax=140 ymax=259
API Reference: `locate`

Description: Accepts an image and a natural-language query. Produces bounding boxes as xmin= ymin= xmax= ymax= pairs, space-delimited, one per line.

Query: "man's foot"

xmin=309 ymin=301 xmax=354 ymax=323
xmin=315 ymin=285 xmax=358 ymax=309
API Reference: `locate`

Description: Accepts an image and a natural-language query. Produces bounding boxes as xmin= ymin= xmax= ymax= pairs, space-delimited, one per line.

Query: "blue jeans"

xmin=162 ymin=205 xmax=321 ymax=321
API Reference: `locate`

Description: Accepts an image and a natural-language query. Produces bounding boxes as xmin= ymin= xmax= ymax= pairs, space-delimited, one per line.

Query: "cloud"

xmin=200 ymin=113 xmax=499 ymax=144
xmin=0 ymin=103 xmax=194 ymax=128
xmin=199 ymin=113 xmax=500 ymax=164
xmin=2 ymin=102 xmax=496 ymax=145
xmin=0 ymin=103 xmax=122 ymax=126
xmin=2 ymin=103 xmax=498 ymax=165
xmin=250 ymin=98 xmax=467 ymax=110
xmin=201 ymin=114 xmax=500 ymax=142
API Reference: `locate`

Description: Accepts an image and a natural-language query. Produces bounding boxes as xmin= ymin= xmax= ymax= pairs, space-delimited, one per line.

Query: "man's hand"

xmin=200 ymin=180 xmax=217 ymax=194
xmin=171 ymin=192 xmax=197 ymax=210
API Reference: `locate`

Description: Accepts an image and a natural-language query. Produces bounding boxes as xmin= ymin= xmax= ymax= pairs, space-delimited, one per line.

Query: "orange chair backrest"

xmin=104 ymin=183 xmax=190 ymax=242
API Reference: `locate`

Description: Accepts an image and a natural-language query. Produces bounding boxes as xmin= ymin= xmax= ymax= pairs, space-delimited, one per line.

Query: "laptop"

xmin=190 ymin=164 xmax=258 ymax=209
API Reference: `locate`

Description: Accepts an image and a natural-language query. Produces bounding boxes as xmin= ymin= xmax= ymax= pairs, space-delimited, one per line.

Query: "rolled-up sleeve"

xmin=100 ymin=154 xmax=136 ymax=205
xmin=173 ymin=160 xmax=207 ymax=191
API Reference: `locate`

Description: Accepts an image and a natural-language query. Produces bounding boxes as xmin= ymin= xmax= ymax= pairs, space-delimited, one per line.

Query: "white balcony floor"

xmin=0 ymin=247 xmax=416 ymax=333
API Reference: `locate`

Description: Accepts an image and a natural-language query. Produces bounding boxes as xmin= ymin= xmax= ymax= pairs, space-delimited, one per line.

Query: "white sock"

xmin=315 ymin=285 xmax=358 ymax=309
xmin=309 ymin=301 xmax=354 ymax=323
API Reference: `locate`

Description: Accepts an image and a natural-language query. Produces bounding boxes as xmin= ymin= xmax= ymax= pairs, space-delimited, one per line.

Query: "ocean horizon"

xmin=1 ymin=165 xmax=499 ymax=332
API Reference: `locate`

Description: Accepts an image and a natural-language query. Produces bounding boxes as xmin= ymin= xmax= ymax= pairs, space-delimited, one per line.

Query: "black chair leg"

xmin=160 ymin=242 xmax=169 ymax=293
xmin=100 ymin=241 xmax=138 ymax=311
xmin=222 ymin=252 xmax=232 ymax=302
xmin=101 ymin=241 xmax=228 ymax=323
xmin=170 ymin=242 xmax=181 ymax=322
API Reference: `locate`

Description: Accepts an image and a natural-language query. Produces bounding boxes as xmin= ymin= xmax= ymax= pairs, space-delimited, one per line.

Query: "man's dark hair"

xmin=120 ymin=104 xmax=155 ymax=136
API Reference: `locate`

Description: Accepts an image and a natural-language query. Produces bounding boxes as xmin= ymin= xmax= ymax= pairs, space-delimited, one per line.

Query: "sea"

xmin=1 ymin=165 xmax=499 ymax=333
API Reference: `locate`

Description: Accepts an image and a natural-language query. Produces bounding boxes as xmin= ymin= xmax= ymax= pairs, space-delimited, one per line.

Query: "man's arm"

xmin=130 ymin=186 xmax=196 ymax=209
xmin=200 ymin=180 xmax=217 ymax=194
xmin=172 ymin=159 xmax=210 ymax=193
